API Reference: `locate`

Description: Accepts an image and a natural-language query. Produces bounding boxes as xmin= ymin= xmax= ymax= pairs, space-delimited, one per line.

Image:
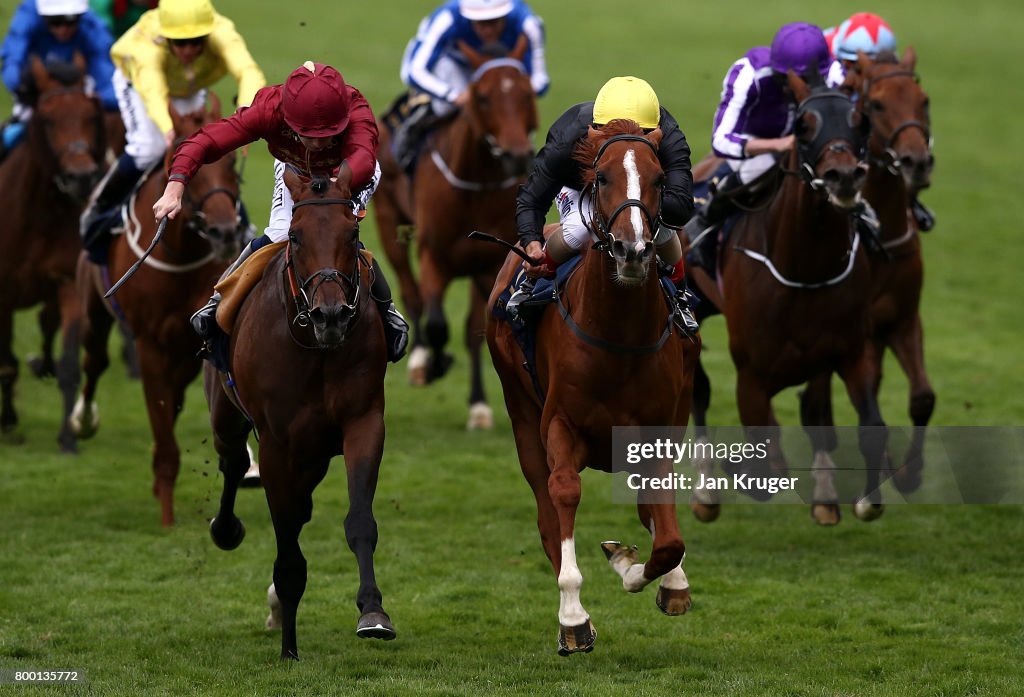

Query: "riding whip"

xmin=466 ymin=230 xmax=539 ymax=265
xmin=104 ymin=216 xmax=169 ymax=298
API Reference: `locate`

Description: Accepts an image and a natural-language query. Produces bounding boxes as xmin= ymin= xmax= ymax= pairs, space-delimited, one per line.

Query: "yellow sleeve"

xmin=111 ymin=13 xmax=174 ymax=134
xmin=209 ymin=16 xmax=266 ymax=109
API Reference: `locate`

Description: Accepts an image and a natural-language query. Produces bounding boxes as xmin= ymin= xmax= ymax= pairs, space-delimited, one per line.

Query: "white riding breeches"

xmin=553 ymin=186 xmax=675 ymax=252
xmin=426 ymin=55 xmax=467 ymax=118
xmin=113 ymin=68 xmax=206 ymax=171
xmin=264 ymin=158 xmax=383 ymax=243
xmin=728 ymin=153 xmax=778 ymax=184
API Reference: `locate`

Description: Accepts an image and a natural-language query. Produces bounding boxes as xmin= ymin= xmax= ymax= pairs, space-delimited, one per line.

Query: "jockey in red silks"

xmin=153 ymin=61 xmax=409 ymax=362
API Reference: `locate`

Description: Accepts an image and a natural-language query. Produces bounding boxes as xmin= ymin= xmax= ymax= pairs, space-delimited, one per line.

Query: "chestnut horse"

xmin=375 ymin=38 xmax=537 ymax=429
xmin=0 ymin=55 xmax=103 ymax=451
xmin=801 ymin=49 xmax=935 ymax=494
xmin=690 ymin=74 xmax=888 ymax=526
xmin=488 ymin=121 xmax=700 ymax=655
xmin=73 ymin=96 xmax=247 ymax=526
xmin=205 ymin=171 xmax=394 ymax=660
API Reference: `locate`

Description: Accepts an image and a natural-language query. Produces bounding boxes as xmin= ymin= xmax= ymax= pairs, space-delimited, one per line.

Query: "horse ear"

xmin=283 ymin=167 xmax=304 ymax=201
xmin=786 ymin=69 xmax=810 ymax=103
xmin=509 ymin=33 xmax=528 ymax=63
xmin=645 ymin=127 xmax=663 ymax=150
xmin=457 ymin=39 xmax=486 ymax=70
xmin=840 ymin=69 xmax=863 ymax=97
xmin=30 ymin=55 xmax=51 ymax=91
xmin=901 ymin=46 xmax=917 ymax=71
xmin=587 ymin=125 xmax=603 ymax=142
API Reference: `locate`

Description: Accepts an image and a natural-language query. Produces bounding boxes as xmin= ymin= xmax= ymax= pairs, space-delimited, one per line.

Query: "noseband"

xmin=285 ymin=196 xmax=364 ymax=347
xmin=585 ymin=134 xmax=662 ymax=256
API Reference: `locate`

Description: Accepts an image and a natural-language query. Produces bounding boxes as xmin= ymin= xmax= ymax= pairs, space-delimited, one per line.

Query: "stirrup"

xmin=505 ymin=284 xmax=534 ymax=322
xmin=382 ymin=303 xmax=409 ymax=363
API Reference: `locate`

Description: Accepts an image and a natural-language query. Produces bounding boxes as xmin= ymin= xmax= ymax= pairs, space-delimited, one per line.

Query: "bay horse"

xmin=690 ymin=73 xmax=888 ymax=526
xmin=0 ymin=54 xmax=104 ymax=451
xmin=205 ymin=171 xmax=394 ymax=660
xmin=73 ymin=95 xmax=247 ymax=527
xmin=801 ymin=49 xmax=935 ymax=494
xmin=374 ymin=37 xmax=537 ymax=429
xmin=487 ymin=121 xmax=700 ymax=655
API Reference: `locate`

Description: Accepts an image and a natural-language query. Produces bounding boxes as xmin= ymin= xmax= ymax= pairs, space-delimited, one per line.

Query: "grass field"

xmin=1 ymin=0 xmax=1023 ymax=695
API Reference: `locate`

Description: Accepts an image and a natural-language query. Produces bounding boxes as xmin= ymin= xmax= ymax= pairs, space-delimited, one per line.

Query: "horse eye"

xmin=288 ymin=231 xmax=299 ymax=245
xmin=868 ymin=99 xmax=885 ymax=113
xmin=596 ymin=171 xmax=607 ymax=185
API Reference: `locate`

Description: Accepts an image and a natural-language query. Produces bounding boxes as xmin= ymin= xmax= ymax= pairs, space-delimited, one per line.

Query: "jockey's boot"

xmin=392 ymin=98 xmax=435 ymax=173
xmin=0 ymin=118 xmax=26 ymax=163
xmin=81 ymin=154 xmax=144 ymax=262
xmin=673 ymin=287 xmax=700 ymax=336
xmin=189 ymin=238 xmax=263 ymax=339
xmin=368 ymin=259 xmax=409 ymax=362
xmin=505 ymin=276 xmax=535 ymax=323
xmin=911 ymin=195 xmax=935 ymax=232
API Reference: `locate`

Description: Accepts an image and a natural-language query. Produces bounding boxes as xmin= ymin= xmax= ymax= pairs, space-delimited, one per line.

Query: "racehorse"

xmin=487 ymin=121 xmax=700 ymax=655
xmin=0 ymin=54 xmax=104 ymax=451
xmin=801 ymin=48 xmax=935 ymax=494
xmin=73 ymin=95 xmax=247 ymax=527
xmin=689 ymin=73 xmax=888 ymax=526
xmin=205 ymin=171 xmax=395 ymax=660
xmin=374 ymin=37 xmax=537 ymax=429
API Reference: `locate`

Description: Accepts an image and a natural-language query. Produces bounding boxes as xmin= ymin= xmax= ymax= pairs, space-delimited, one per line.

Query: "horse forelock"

xmin=574 ymin=120 xmax=649 ymax=185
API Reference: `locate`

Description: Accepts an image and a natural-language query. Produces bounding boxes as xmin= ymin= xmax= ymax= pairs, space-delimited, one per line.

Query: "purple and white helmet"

xmin=833 ymin=13 xmax=897 ymax=61
xmin=769 ymin=22 xmax=832 ymax=77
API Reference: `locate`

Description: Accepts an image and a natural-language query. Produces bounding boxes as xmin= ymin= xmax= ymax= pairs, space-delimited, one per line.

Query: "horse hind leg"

xmin=54 ymin=282 xmax=82 ymax=453
xmin=840 ymin=353 xmax=889 ymax=522
xmin=27 ymin=300 xmax=59 ymax=378
xmin=73 ymin=270 xmax=115 ymax=440
xmin=417 ymin=254 xmax=454 ymax=383
xmin=888 ymin=315 xmax=935 ymax=493
xmin=0 ymin=308 xmax=22 ymax=443
xmin=801 ymin=373 xmax=841 ymax=526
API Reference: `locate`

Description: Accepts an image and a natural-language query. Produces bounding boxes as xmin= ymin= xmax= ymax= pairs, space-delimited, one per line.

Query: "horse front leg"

xmin=117 ymin=320 xmax=141 ymax=380
xmin=28 ymin=299 xmax=59 ymax=378
xmin=840 ymin=350 xmax=889 ymax=522
xmin=690 ymin=358 xmax=720 ymax=522
xmin=800 ymin=373 xmax=841 ymax=526
xmin=136 ymin=340 xmax=184 ymax=526
xmin=72 ymin=261 xmax=113 ymax=440
xmin=206 ymin=365 xmax=251 ymax=551
xmin=341 ymin=409 xmax=395 ymax=640
xmin=545 ymin=416 xmax=596 ymax=656
xmin=465 ymin=277 xmax=493 ymax=430
xmin=417 ymin=252 xmax=453 ymax=383
xmin=0 ymin=306 xmax=21 ymax=442
xmin=55 ymin=281 xmax=83 ymax=453
xmin=735 ymin=370 xmax=786 ymax=499
xmin=887 ymin=313 xmax=934 ymax=493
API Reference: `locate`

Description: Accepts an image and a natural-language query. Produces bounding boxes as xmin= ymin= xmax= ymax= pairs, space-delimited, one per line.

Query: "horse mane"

xmin=574 ymin=119 xmax=647 ymax=186
xmin=477 ymin=41 xmax=512 ymax=60
xmin=41 ymin=58 xmax=84 ymax=87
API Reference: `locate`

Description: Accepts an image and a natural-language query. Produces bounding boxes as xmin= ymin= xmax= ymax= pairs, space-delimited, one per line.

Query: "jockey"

xmin=79 ymin=0 xmax=265 ymax=256
xmin=153 ymin=61 xmax=410 ymax=363
xmin=509 ymin=76 xmax=696 ymax=331
xmin=392 ymin=0 xmax=548 ymax=170
xmin=687 ymin=22 xmax=873 ymax=251
xmin=826 ymin=12 xmax=935 ymax=231
xmin=0 ymin=0 xmax=117 ymax=161
xmin=89 ymin=0 xmax=158 ymax=39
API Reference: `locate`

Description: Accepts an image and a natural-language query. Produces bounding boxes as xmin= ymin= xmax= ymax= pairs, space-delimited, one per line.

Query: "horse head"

xmin=788 ymin=72 xmax=869 ymax=210
xmin=845 ymin=48 xmax=933 ymax=191
xmin=167 ymin=94 xmax=246 ymax=261
xmin=283 ymin=168 xmax=363 ymax=350
xmin=576 ymin=120 xmax=664 ymax=285
xmin=458 ymin=35 xmax=537 ymax=178
xmin=28 ymin=53 xmax=103 ymax=202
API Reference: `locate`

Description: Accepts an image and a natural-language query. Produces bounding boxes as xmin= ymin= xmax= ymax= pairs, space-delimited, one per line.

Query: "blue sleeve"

xmin=1 ymin=1 xmax=40 ymax=94
xmin=80 ymin=14 xmax=117 ymax=110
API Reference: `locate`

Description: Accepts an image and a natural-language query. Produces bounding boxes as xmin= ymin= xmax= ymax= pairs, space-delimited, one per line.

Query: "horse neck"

xmin=436 ymin=112 xmax=499 ymax=179
xmin=19 ymin=134 xmax=77 ymax=217
xmin=865 ymin=159 xmax=911 ymax=242
xmin=573 ymin=247 xmax=666 ymax=346
xmin=765 ymin=153 xmax=854 ymax=277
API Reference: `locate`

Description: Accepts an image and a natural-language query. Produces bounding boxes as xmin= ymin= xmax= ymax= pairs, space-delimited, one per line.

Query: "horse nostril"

xmin=823 ymin=169 xmax=842 ymax=185
xmin=854 ymin=164 xmax=869 ymax=183
xmin=611 ymin=239 xmax=628 ymax=259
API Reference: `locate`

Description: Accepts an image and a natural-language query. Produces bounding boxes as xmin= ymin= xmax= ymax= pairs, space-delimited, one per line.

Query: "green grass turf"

xmin=0 ymin=0 xmax=1022 ymax=694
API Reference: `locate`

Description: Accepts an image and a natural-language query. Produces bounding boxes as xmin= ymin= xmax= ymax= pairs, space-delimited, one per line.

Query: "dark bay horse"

xmin=802 ymin=49 xmax=935 ymax=493
xmin=73 ymin=96 xmax=247 ymax=527
xmin=690 ymin=74 xmax=888 ymax=526
xmin=0 ymin=55 xmax=103 ymax=451
xmin=206 ymin=171 xmax=394 ymax=660
xmin=488 ymin=121 xmax=700 ymax=655
xmin=375 ymin=37 xmax=537 ymax=429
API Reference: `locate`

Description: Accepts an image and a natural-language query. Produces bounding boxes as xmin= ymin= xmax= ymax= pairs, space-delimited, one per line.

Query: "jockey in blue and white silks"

xmin=711 ymin=23 xmax=844 ymax=185
xmin=400 ymin=0 xmax=548 ymax=118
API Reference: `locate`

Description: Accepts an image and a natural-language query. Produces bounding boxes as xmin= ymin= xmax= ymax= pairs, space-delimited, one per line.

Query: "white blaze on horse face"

xmin=623 ymin=149 xmax=645 ymax=248
xmin=501 ymin=77 xmax=514 ymax=92
xmin=557 ymin=537 xmax=589 ymax=626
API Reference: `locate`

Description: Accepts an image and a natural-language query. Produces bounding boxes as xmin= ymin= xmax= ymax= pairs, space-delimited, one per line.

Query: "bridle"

xmin=788 ymin=90 xmax=866 ymax=190
xmin=35 ymin=86 xmax=104 ymax=200
xmin=284 ymin=195 xmax=365 ymax=349
xmin=584 ymin=134 xmax=663 ymax=257
xmin=858 ymin=69 xmax=933 ymax=176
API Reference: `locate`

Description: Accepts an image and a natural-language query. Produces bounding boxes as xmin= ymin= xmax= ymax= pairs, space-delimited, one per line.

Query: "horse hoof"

xmin=600 ymin=541 xmax=638 ymax=564
xmin=209 ymin=516 xmax=245 ymax=550
xmin=691 ymin=501 xmax=721 ymax=523
xmin=557 ymin=619 xmax=596 ymax=656
xmin=407 ymin=346 xmax=429 ymax=386
xmin=656 ymin=586 xmax=692 ymax=616
xmin=69 ymin=396 xmax=99 ymax=440
xmin=356 ymin=611 xmax=396 ymax=640
xmin=466 ymin=402 xmax=493 ymax=430
xmin=58 ymin=433 xmax=78 ymax=454
xmin=853 ymin=500 xmax=885 ymax=522
xmin=27 ymin=355 xmax=54 ymax=379
xmin=811 ymin=503 xmax=841 ymax=526
xmin=426 ymin=353 xmax=454 ymax=383
xmin=892 ymin=462 xmax=923 ymax=494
